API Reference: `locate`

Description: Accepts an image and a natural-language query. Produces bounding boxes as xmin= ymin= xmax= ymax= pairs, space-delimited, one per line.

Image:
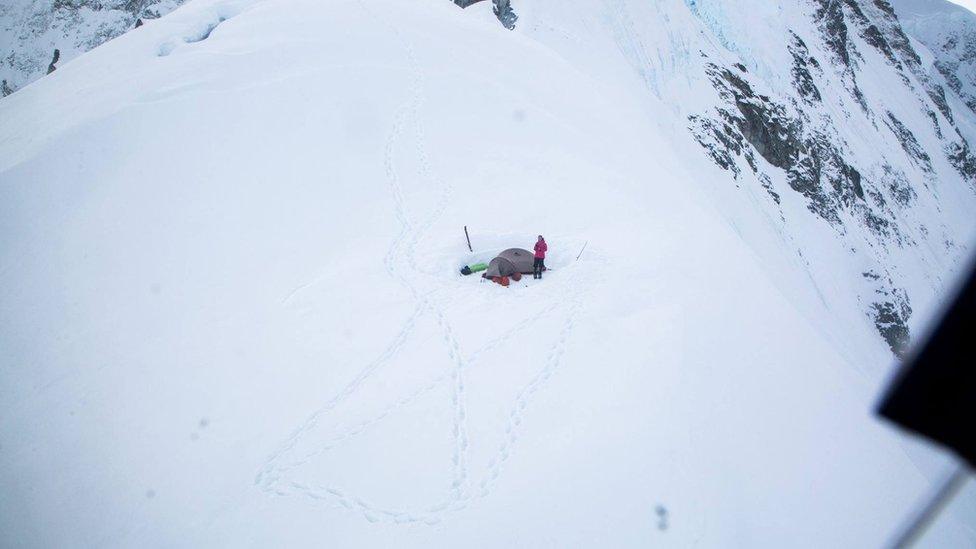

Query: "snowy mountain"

xmin=2 ymin=0 xmax=975 ymax=546
xmin=683 ymin=0 xmax=976 ymax=360
xmin=0 ymin=0 xmax=185 ymax=95
xmin=892 ymin=0 xmax=976 ymax=115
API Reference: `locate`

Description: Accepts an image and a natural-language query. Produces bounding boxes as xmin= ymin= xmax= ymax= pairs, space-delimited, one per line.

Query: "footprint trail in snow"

xmin=255 ymin=0 xmax=598 ymax=525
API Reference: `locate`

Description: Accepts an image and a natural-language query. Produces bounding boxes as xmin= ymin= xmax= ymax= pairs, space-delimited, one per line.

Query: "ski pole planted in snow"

xmin=464 ymin=226 xmax=473 ymax=252
xmin=576 ymin=241 xmax=588 ymax=261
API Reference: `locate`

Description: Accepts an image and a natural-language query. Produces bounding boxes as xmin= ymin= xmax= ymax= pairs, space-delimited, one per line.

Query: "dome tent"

xmin=483 ymin=248 xmax=536 ymax=278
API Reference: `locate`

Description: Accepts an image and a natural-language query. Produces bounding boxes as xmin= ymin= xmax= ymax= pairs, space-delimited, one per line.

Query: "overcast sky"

xmin=949 ymin=0 xmax=976 ymax=13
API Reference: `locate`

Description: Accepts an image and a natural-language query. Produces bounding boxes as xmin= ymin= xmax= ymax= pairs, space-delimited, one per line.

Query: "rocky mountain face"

xmin=892 ymin=0 xmax=976 ymax=116
xmin=677 ymin=0 xmax=976 ymax=357
xmin=1 ymin=0 xmax=185 ymax=95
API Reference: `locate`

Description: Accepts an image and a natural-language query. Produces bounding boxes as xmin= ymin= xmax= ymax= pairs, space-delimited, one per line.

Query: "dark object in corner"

xmin=878 ymin=259 xmax=976 ymax=468
xmin=47 ymin=49 xmax=60 ymax=74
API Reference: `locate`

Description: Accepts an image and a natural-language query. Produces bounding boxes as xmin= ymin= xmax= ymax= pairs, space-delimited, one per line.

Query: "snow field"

xmin=1 ymin=0 xmax=975 ymax=546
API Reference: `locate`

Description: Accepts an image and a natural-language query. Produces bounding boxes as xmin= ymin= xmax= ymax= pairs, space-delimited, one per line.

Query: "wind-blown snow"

xmin=1 ymin=0 xmax=974 ymax=546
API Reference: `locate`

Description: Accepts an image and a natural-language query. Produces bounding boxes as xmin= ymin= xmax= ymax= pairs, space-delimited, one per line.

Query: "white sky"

xmin=949 ymin=0 xmax=976 ymax=14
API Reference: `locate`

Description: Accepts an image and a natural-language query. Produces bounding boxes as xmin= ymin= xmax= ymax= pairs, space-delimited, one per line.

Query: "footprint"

xmin=656 ymin=504 xmax=669 ymax=531
xmin=157 ymin=42 xmax=177 ymax=57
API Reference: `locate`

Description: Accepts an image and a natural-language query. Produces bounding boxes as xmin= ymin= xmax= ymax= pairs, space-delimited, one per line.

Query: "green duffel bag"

xmin=460 ymin=262 xmax=488 ymax=276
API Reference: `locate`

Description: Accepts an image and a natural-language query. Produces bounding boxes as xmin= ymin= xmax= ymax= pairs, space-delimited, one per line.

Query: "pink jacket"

xmin=534 ymin=240 xmax=547 ymax=259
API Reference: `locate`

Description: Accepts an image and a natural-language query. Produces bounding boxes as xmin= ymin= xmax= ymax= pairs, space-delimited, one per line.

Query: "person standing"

xmin=533 ymin=235 xmax=547 ymax=279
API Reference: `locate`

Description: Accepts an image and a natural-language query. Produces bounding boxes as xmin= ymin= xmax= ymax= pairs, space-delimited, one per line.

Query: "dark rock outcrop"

xmin=46 ymin=49 xmax=60 ymax=75
xmin=862 ymin=270 xmax=913 ymax=357
xmin=2 ymin=0 xmax=185 ymax=95
xmin=453 ymin=0 xmax=517 ymax=29
xmin=947 ymin=136 xmax=976 ymax=186
xmin=883 ymin=111 xmax=933 ymax=173
xmin=693 ymin=62 xmax=866 ymax=224
xmin=815 ymin=0 xmax=854 ymax=68
xmin=789 ymin=33 xmax=823 ymax=103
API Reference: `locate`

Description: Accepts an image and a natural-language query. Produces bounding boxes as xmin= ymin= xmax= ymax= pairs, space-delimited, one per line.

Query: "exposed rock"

xmin=789 ymin=33 xmax=823 ymax=102
xmin=684 ymin=0 xmax=974 ymax=357
xmin=46 ymin=49 xmax=60 ymax=75
xmin=893 ymin=0 xmax=976 ymax=117
xmin=689 ymin=33 xmax=945 ymax=355
xmin=453 ymin=0 xmax=517 ymax=29
xmin=879 ymin=163 xmax=916 ymax=206
xmin=696 ymin=63 xmax=868 ymax=223
xmin=843 ymin=0 xmax=871 ymax=26
xmin=862 ymin=270 xmax=913 ymax=357
xmin=811 ymin=0 xmax=875 ymax=111
xmin=760 ymin=173 xmax=782 ymax=204
xmin=688 ymin=113 xmax=747 ymax=178
xmin=865 ymin=0 xmax=921 ymax=66
xmin=883 ymin=111 xmax=933 ymax=173
xmin=926 ymin=84 xmax=954 ymax=125
xmin=714 ymin=66 xmax=802 ymax=170
xmin=863 ymin=210 xmax=891 ymax=237
xmin=926 ymin=109 xmax=944 ymax=140
xmin=493 ymin=0 xmax=518 ymax=30
xmin=862 ymin=24 xmax=899 ymax=67
xmin=1 ymin=0 xmax=186 ymax=95
xmin=946 ymin=136 xmax=976 ymax=186
xmin=870 ymin=300 xmax=911 ymax=356
xmin=814 ymin=0 xmax=854 ymax=68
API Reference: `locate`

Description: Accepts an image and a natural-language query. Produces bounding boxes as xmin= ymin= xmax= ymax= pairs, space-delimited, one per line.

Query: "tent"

xmin=483 ymin=248 xmax=536 ymax=278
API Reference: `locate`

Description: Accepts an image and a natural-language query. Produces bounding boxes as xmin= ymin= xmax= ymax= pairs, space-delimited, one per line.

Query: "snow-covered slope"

xmin=1 ymin=0 xmax=975 ymax=546
xmin=665 ymin=0 xmax=976 ymax=361
xmin=893 ymin=0 xmax=976 ymax=115
xmin=0 ymin=0 xmax=185 ymax=95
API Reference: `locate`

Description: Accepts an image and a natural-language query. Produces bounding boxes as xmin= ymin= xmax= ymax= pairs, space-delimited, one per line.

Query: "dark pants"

xmin=533 ymin=257 xmax=545 ymax=279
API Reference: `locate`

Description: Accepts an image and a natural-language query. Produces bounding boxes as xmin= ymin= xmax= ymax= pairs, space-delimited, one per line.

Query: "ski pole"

xmin=576 ymin=241 xmax=588 ymax=261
